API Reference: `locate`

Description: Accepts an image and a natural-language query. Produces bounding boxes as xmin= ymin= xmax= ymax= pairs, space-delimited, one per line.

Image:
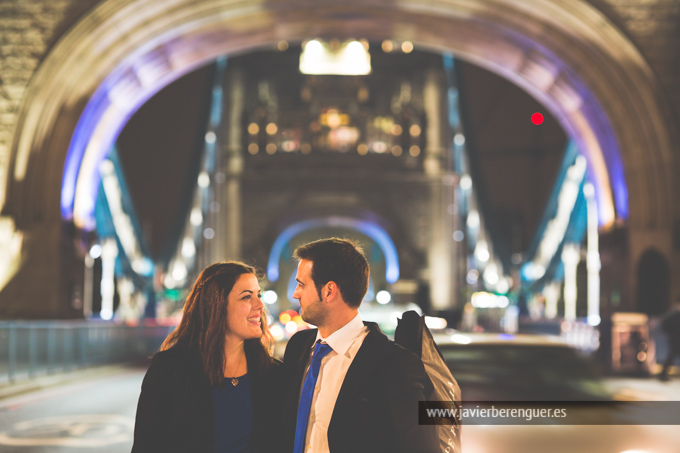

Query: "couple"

xmin=132 ymin=238 xmax=438 ymax=453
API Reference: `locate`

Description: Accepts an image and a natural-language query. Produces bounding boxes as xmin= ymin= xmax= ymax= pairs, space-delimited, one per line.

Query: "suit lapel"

xmin=330 ymin=324 xmax=386 ymax=424
xmin=290 ymin=331 xmax=317 ymax=400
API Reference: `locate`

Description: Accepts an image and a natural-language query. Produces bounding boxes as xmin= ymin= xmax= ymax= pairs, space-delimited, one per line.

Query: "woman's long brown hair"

xmin=161 ymin=261 xmax=273 ymax=386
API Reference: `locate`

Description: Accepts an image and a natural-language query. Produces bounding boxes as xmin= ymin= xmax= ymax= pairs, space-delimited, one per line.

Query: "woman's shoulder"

xmin=143 ymin=346 xmax=207 ymax=391
xmin=147 ymin=346 xmax=200 ymax=375
xmin=151 ymin=345 xmax=191 ymax=363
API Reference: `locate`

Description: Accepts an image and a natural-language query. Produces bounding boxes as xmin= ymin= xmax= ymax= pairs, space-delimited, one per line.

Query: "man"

xmin=282 ymin=238 xmax=439 ymax=453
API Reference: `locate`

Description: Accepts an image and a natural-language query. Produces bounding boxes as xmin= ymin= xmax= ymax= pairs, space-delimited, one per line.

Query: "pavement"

xmin=0 ymin=365 xmax=146 ymax=452
xmin=605 ymin=374 xmax=680 ymax=401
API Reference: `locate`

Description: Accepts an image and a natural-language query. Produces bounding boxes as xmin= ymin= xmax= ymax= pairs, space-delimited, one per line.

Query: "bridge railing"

xmin=0 ymin=320 xmax=175 ymax=384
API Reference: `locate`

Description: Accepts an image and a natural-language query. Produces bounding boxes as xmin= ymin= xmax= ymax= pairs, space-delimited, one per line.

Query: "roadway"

xmin=0 ymin=365 xmax=146 ymax=452
xmin=0 ymin=363 xmax=679 ymax=453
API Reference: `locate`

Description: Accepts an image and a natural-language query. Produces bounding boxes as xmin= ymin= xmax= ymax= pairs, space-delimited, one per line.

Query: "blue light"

xmin=610 ymin=159 xmax=629 ymax=220
xmin=61 ymin=86 xmax=111 ymax=219
xmin=267 ymin=216 xmax=400 ymax=283
xmin=61 ymin=81 xmax=151 ymax=227
xmin=61 ymin=56 xmax=229 ymax=228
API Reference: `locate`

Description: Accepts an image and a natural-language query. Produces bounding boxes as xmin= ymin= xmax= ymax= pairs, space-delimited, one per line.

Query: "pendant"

xmin=231 ymin=378 xmax=239 ymax=386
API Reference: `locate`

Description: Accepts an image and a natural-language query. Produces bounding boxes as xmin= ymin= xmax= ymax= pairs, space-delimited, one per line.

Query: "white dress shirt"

xmin=302 ymin=313 xmax=369 ymax=452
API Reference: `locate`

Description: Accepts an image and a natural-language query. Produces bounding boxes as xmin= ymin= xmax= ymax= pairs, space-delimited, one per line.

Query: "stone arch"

xmin=5 ymin=0 xmax=678 ymax=230
xmin=2 ymin=0 xmax=678 ymax=313
xmin=636 ymin=248 xmax=670 ymax=316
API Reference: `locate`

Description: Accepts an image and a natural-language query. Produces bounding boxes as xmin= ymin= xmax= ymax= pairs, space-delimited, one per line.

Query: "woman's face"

xmin=225 ymin=273 xmax=264 ymax=342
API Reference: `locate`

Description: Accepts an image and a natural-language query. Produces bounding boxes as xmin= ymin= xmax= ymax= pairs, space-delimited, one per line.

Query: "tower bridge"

xmin=0 ymin=0 xmax=677 ymax=333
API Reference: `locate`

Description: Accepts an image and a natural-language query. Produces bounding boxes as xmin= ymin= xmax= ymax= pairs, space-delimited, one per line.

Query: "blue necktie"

xmin=294 ymin=340 xmax=333 ymax=453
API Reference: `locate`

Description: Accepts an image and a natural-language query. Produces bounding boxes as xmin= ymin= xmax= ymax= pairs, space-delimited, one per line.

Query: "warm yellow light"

xmin=282 ymin=140 xmax=297 ymax=152
xmin=357 ymin=86 xmax=369 ymax=102
xmin=277 ymin=40 xmax=289 ymax=51
xmin=269 ymin=324 xmax=284 ymax=341
xmin=266 ymin=143 xmax=277 ymax=154
xmin=373 ymin=141 xmax=388 ymax=154
xmin=357 ymin=144 xmax=368 ymax=155
xmin=409 ymin=145 xmax=421 ymax=157
xmin=424 ymin=316 xmax=448 ymax=330
xmin=392 ymin=146 xmax=402 ymax=156
xmin=248 ymin=123 xmax=259 ymax=135
xmin=391 ymin=124 xmax=402 ymax=135
xmin=327 ymin=112 xmax=341 ymax=129
xmin=266 ymin=123 xmax=278 ymax=135
xmin=402 ymin=41 xmax=414 ymax=53
xmin=410 ymin=124 xmax=421 ymax=136
xmin=300 ymin=39 xmax=371 ymax=75
xmin=285 ymin=321 xmax=299 ymax=334
xmin=382 ymin=40 xmax=394 ymax=53
xmin=450 ymin=334 xmax=471 ymax=345
xmin=248 ymin=144 xmax=259 ymax=155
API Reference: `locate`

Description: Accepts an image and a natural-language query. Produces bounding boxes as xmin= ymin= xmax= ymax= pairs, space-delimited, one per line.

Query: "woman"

xmin=132 ymin=262 xmax=281 ymax=453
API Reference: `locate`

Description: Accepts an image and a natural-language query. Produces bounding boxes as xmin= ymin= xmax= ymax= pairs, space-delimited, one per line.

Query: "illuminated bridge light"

xmin=300 ymin=39 xmax=371 ymax=76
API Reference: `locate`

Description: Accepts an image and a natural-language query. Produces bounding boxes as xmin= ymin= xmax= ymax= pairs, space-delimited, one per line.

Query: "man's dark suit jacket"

xmin=132 ymin=346 xmax=281 ymax=453
xmin=282 ymin=322 xmax=439 ymax=453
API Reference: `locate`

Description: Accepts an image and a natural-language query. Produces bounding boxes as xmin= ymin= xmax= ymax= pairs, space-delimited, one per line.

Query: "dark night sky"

xmin=115 ymin=48 xmax=567 ymax=260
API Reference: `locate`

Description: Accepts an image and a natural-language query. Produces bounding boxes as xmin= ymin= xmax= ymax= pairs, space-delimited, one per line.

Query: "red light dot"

xmin=531 ymin=113 xmax=544 ymax=125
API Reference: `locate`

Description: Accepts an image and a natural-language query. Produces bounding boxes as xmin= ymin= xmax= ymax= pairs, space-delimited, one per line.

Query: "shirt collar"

xmin=314 ymin=312 xmax=365 ymax=357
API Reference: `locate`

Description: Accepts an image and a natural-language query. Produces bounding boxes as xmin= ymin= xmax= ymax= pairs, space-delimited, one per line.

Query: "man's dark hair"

xmin=293 ymin=237 xmax=370 ymax=309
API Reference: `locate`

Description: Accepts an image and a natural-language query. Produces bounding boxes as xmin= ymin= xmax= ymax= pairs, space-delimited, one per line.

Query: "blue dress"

xmin=212 ymin=374 xmax=252 ymax=453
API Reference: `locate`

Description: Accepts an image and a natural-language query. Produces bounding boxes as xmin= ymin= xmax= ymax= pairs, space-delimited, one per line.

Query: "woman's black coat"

xmin=132 ymin=346 xmax=282 ymax=453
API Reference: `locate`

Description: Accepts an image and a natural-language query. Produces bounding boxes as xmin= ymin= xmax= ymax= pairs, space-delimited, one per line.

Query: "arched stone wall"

xmin=1 ymin=0 xmax=678 ymax=315
xmin=636 ymin=248 xmax=671 ymax=316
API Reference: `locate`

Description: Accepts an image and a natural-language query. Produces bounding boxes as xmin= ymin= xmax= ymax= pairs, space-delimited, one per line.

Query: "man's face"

xmin=292 ymin=259 xmax=328 ymax=327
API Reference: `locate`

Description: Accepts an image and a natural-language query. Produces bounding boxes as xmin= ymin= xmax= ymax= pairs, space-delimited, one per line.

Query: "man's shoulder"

xmin=289 ymin=327 xmax=318 ymax=342
xmin=364 ymin=323 xmax=412 ymax=351
xmin=285 ymin=328 xmax=318 ymax=354
xmin=363 ymin=325 xmax=423 ymax=366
